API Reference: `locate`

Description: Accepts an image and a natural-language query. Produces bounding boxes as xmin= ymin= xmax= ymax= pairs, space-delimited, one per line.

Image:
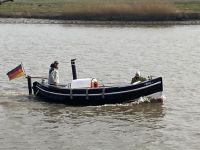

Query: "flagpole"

xmin=21 ymin=62 xmax=27 ymax=77
xmin=20 ymin=62 xmax=32 ymax=95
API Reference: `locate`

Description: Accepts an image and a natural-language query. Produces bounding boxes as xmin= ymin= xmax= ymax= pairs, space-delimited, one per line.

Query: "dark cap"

xmin=54 ymin=61 xmax=59 ymax=64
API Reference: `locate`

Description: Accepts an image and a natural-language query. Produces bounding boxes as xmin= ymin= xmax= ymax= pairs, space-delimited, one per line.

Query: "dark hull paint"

xmin=33 ymin=77 xmax=163 ymax=106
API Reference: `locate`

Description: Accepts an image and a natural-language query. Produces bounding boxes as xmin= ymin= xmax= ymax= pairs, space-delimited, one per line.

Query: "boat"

xmin=30 ymin=59 xmax=163 ymax=106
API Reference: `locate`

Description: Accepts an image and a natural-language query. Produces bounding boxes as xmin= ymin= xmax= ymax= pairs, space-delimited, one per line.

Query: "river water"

xmin=0 ymin=22 xmax=200 ymax=150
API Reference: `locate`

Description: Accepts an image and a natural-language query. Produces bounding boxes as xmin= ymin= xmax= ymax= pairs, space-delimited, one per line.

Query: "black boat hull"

xmin=32 ymin=77 xmax=163 ymax=106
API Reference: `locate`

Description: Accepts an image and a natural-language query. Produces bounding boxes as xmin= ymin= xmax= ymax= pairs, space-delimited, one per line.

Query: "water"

xmin=0 ymin=22 xmax=200 ymax=149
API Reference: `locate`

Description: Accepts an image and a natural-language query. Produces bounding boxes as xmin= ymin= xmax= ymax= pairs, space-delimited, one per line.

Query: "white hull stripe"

xmin=36 ymin=81 xmax=162 ymax=97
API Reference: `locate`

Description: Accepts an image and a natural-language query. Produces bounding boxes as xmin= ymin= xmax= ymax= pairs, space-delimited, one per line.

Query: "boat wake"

xmin=0 ymin=91 xmax=26 ymax=97
xmin=135 ymin=94 xmax=166 ymax=104
xmin=0 ymin=90 xmax=32 ymax=103
xmin=100 ymin=92 xmax=166 ymax=107
xmin=132 ymin=92 xmax=166 ymax=105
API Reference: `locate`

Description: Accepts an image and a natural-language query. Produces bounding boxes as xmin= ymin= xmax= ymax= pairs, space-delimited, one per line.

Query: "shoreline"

xmin=1 ymin=17 xmax=200 ymax=25
xmin=1 ymin=1 xmax=200 ymax=25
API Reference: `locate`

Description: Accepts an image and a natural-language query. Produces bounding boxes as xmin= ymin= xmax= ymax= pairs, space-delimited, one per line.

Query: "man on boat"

xmin=131 ymin=71 xmax=146 ymax=84
xmin=48 ymin=61 xmax=59 ymax=85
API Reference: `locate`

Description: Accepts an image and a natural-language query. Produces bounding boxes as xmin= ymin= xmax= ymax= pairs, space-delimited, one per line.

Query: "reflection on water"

xmin=0 ymin=94 xmax=166 ymax=149
xmin=40 ymin=102 xmax=165 ymax=119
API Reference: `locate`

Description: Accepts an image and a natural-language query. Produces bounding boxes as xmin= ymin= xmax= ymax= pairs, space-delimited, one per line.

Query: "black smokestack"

xmin=71 ymin=59 xmax=77 ymax=80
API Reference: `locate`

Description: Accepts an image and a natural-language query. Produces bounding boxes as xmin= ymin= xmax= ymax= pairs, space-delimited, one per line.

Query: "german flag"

xmin=7 ymin=64 xmax=26 ymax=80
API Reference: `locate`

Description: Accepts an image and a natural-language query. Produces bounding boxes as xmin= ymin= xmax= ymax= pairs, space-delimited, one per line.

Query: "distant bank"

xmin=1 ymin=0 xmax=200 ymax=23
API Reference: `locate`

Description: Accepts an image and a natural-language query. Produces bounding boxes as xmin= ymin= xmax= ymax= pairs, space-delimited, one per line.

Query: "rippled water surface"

xmin=0 ymin=22 xmax=200 ymax=150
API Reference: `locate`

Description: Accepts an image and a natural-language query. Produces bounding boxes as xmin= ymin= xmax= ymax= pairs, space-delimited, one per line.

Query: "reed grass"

xmin=63 ymin=0 xmax=177 ymax=16
xmin=59 ymin=0 xmax=177 ymax=21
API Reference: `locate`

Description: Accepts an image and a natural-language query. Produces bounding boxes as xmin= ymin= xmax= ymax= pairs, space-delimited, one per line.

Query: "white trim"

xmin=36 ymin=81 xmax=162 ymax=97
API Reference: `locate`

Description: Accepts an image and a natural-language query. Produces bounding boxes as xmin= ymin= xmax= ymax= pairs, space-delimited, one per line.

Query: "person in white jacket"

xmin=48 ymin=61 xmax=59 ymax=85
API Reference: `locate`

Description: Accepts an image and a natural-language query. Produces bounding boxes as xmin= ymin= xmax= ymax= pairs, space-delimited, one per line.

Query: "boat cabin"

xmin=71 ymin=78 xmax=99 ymax=89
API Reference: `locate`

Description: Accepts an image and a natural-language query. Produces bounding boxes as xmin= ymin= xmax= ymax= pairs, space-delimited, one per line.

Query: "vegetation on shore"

xmin=1 ymin=0 xmax=200 ymax=21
